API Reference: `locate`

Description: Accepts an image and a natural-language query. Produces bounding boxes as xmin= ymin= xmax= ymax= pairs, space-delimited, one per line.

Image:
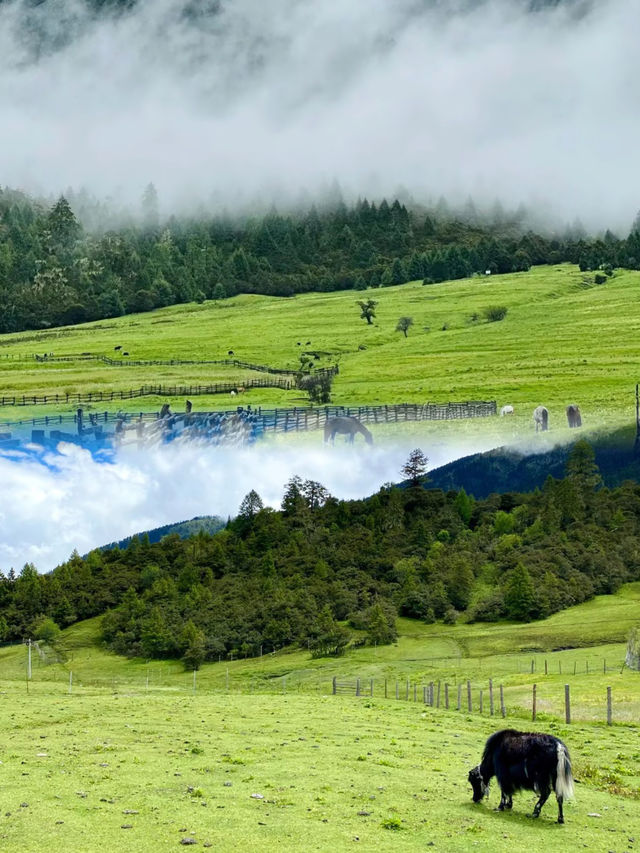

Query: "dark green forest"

xmin=1 ymin=186 xmax=639 ymax=334
xmin=1 ymin=441 xmax=639 ymax=667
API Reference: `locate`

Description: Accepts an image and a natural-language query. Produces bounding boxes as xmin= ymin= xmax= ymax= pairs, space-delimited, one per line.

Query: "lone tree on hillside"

xmin=402 ymin=448 xmax=429 ymax=487
xmin=238 ymin=489 xmax=264 ymax=520
xmin=395 ymin=316 xmax=414 ymax=338
xmin=357 ymin=298 xmax=378 ymax=325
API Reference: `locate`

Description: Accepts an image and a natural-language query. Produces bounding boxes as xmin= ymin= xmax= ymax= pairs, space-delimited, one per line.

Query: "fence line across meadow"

xmin=29 ymin=352 xmax=339 ymax=378
xmin=0 ymin=400 xmax=497 ymax=438
xmin=13 ymin=666 xmax=635 ymax=727
xmin=0 ymin=378 xmax=294 ymax=407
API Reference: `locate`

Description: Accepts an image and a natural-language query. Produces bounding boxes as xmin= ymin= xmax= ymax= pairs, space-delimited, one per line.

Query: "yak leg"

xmin=532 ymin=784 xmax=551 ymax=818
xmin=497 ymin=789 xmax=513 ymax=811
xmin=556 ymin=795 xmax=564 ymax=824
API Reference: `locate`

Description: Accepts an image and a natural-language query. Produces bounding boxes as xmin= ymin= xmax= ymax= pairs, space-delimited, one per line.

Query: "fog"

xmin=0 ymin=434 xmax=502 ymax=573
xmin=0 ymin=0 xmax=638 ymax=229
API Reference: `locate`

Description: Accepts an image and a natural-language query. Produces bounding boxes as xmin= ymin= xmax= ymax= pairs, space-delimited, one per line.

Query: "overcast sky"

xmin=0 ymin=0 xmax=638 ymax=229
xmin=0 ymin=436 xmax=501 ymax=574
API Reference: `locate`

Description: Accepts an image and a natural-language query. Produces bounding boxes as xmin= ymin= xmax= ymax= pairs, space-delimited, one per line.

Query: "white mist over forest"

xmin=0 ymin=435 xmax=503 ymax=573
xmin=0 ymin=0 xmax=638 ymax=229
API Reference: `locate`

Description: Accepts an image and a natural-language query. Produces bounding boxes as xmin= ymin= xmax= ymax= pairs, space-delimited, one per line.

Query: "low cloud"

xmin=0 ymin=0 xmax=638 ymax=228
xmin=0 ymin=434 xmax=497 ymax=573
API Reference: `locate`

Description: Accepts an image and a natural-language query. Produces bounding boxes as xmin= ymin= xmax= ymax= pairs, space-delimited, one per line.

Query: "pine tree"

xmin=401 ymin=449 xmax=429 ymax=486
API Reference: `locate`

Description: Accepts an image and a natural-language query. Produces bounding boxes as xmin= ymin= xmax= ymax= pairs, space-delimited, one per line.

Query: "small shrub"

xmin=381 ymin=816 xmax=403 ymax=831
xmin=484 ymin=305 xmax=508 ymax=322
xmin=594 ymin=273 xmax=607 ymax=285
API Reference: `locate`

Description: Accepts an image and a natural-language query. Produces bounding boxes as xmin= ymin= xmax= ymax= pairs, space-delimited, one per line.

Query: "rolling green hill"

xmin=2 ymin=264 xmax=640 ymax=437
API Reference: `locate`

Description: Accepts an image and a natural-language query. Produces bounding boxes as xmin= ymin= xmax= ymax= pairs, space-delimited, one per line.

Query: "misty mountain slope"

xmin=428 ymin=426 xmax=640 ymax=498
xmin=99 ymin=513 xmax=226 ymax=551
xmin=0 ymin=0 xmax=635 ymax=227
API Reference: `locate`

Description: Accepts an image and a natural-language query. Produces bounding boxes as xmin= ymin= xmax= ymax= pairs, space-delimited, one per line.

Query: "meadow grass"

xmin=1 ymin=265 xmax=640 ymax=436
xmin=0 ymin=686 xmax=638 ymax=852
xmin=1 ymin=593 xmax=639 ymax=851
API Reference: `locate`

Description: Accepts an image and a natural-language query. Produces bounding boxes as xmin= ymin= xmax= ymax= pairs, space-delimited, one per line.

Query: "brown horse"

xmin=324 ymin=416 xmax=373 ymax=445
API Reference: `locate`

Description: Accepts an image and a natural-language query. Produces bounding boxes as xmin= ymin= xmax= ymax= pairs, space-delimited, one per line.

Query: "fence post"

xmin=413 ymin=683 xmax=417 ymax=703
xmin=445 ymin=683 xmax=449 ymax=710
xmin=544 ymin=659 xmax=548 ymax=676
xmin=607 ymin=686 xmax=612 ymax=726
xmin=489 ymin=679 xmax=494 ymax=716
xmin=532 ymin=684 xmax=537 ymax=722
xmin=406 ymin=679 xmax=410 ymax=701
xmin=332 ymin=676 xmax=337 ymax=695
xmin=429 ymin=682 xmax=434 ymax=706
xmin=436 ymin=681 xmax=441 ymax=708
xmin=467 ymin=680 xmax=472 ymax=712
xmin=500 ymin=684 xmax=506 ymax=718
xmin=69 ymin=671 xmax=73 ymax=694
xmin=565 ymin=684 xmax=571 ymax=724
xmin=370 ymin=678 xmax=374 ymax=697
xmin=395 ymin=681 xmax=399 ymax=700
xmin=423 ymin=685 xmax=427 ymax=704
xmin=356 ymin=678 xmax=360 ymax=697
xmin=531 ymin=659 xmax=535 ymax=674
xmin=457 ymin=683 xmax=462 ymax=711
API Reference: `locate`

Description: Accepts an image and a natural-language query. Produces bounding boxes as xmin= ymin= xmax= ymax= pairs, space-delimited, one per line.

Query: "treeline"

xmin=2 ymin=186 xmax=640 ymax=333
xmin=0 ymin=442 xmax=639 ymax=665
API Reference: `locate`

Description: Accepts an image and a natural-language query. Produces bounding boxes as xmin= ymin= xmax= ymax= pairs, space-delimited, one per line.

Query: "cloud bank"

xmin=0 ymin=434 xmax=499 ymax=573
xmin=0 ymin=0 xmax=638 ymax=228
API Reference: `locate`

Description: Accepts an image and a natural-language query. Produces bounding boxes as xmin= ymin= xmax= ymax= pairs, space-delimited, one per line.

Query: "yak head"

xmin=468 ymin=766 xmax=489 ymax=803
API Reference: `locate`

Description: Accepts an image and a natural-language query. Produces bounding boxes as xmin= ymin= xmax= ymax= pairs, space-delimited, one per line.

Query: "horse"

xmin=533 ymin=405 xmax=549 ymax=432
xmin=468 ymin=729 xmax=574 ymax=824
xmin=566 ymin=404 xmax=582 ymax=428
xmin=324 ymin=416 xmax=373 ymax=445
xmin=500 ymin=405 xmax=514 ymax=417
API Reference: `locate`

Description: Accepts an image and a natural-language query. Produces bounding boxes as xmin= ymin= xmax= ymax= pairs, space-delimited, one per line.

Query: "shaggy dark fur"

xmin=468 ymin=729 xmax=574 ymax=823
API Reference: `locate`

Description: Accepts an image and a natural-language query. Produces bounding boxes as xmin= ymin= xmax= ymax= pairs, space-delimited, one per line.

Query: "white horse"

xmin=533 ymin=405 xmax=549 ymax=432
xmin=500 ymin=405 xmax=514 ymax=417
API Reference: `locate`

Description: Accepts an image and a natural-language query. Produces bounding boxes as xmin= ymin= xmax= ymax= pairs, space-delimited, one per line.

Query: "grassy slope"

xmin=1 ymin=265 xmax=640 ymax=432
xmin=1 ymin=587 xmax=639 ymax=852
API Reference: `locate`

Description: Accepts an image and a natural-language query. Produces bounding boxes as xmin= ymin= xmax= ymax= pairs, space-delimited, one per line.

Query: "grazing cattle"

xmin=566 ymin=404 xmax=582 ymax=428
xmin=228 ymin=350 xmax=234 ymax=356
xmin=468 ymin=729 xmax=573 ymax=824
xmin=500 ymin=405 xmax=514 ymax=417
xmin=122 ymin=351 xmax=129 ymax=356
xmin=533 ymin=405 xmax=548 ymax=432
xmin=305 ymin=340 xmax=311 ymax=345
xmin=114 ymin=345 xmax=122 ymax=351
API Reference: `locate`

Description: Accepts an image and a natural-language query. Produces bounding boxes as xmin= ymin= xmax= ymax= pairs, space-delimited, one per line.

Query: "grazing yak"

xmin=500 ymin=405 xmax=514 ymax=417
xmin=468 ymin=729 xmax=574 ymax=823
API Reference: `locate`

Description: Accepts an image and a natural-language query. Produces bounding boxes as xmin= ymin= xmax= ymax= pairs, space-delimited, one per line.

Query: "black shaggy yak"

xmin=468 ymin=729 xmax=574 ymax=823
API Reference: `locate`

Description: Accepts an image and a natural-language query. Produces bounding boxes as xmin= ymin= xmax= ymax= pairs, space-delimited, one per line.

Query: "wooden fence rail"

xmin=31 ymin=352 xmax=339 ymax=378
xmin=330 ymin=676 xmax=625 ymax=727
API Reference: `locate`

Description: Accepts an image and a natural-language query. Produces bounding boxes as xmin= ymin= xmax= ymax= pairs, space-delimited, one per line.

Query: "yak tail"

xmin=555 ymin=743 xmax=574 ymax=800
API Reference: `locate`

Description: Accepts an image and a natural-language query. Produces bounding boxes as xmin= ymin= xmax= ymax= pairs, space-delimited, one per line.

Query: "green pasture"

xmin=1 ymin=265 xmax=640 ymax=438
xmin=1 ymin=586 xmax=639 ymax=851
xmin=0 ymin=688 xmax=638 ymax=852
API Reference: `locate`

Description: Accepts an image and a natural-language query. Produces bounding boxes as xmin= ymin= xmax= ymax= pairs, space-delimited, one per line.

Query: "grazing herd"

xmin=469 ymin=729 xmax=574 ymax=823
xmin=500 ymin=403 xmax=582 ymax=431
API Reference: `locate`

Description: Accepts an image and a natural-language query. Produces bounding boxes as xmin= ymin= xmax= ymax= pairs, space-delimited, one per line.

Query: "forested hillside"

xmin=1 ymin=441 xmax=639 ymax=666
xmin=1 ymin=187 xmax=639 ymax=334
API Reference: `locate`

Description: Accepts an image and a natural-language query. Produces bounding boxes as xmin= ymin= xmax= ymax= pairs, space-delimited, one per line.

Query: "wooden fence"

xmin=332 ymin=675 xmax=628 ymax=726
xmin=31 ymin=352 xmax=339 ymax=378
xmin=0 ymin=378 xmax=293 ymax=407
